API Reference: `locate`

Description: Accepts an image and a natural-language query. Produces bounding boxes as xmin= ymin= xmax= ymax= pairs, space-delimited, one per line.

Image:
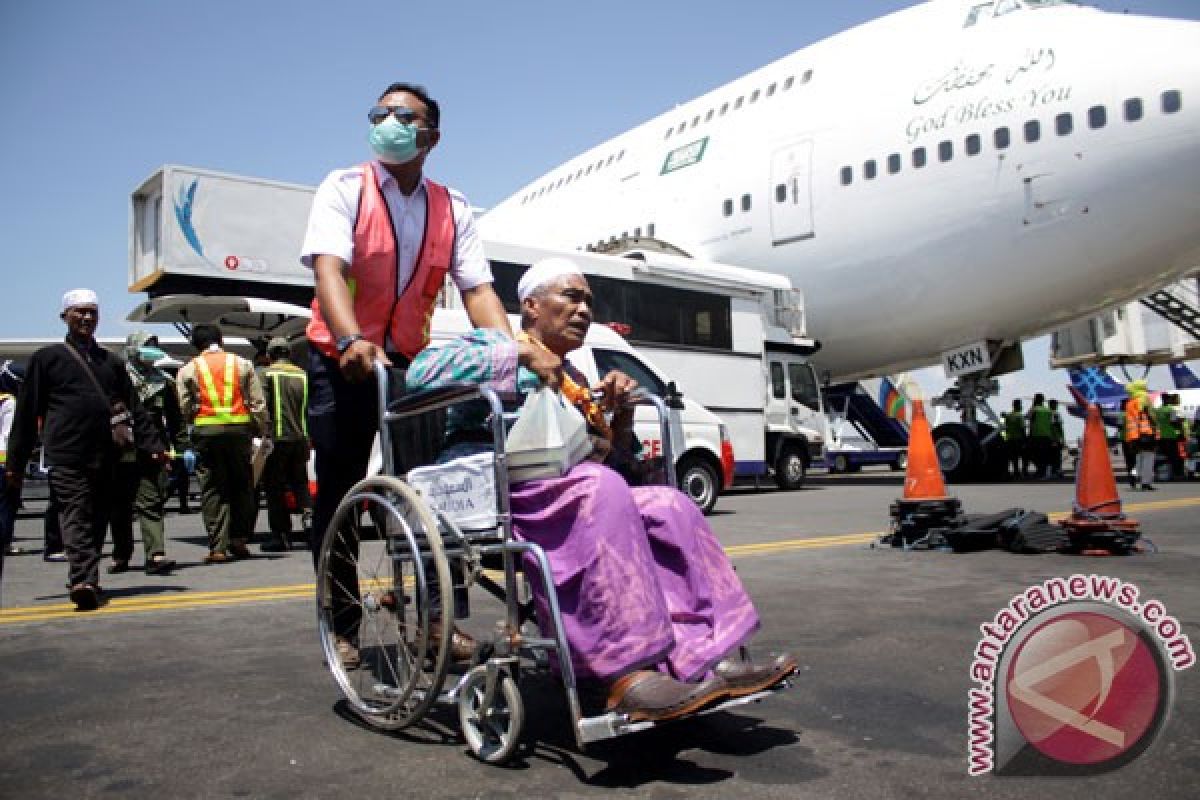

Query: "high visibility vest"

xmin=307 ymin=165 xmax=455 ymax=361
xmin=1003 ymin=410 xmax=1025 ymax=441
xmin=193 ymin=351 xmax=251 ymax=426
xmin=264 ymin=362 xmax=308 ymax=440
xmin=1124 ymin=397 xmax=1154 ymax=441
xmin=1156 ymin=405 xmax=1180 ymax=439
xmin=1028 ymin=405 xmax=1053 ymax=438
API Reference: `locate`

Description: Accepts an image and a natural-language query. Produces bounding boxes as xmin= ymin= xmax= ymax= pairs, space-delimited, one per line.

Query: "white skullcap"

xmin=61 ymin=288 xmax=99 ymax=311
xmin=517 ymin=257 xmax=584 ymax=302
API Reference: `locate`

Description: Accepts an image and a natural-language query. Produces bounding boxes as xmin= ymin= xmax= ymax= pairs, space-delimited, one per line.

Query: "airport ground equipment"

xmin=823 ymin=381 xmax=908 ymax=473
xmin=1058 ymin=404 xmax=1142 ymax=555
xmin=886 ymin=402 xmax=967 ymax=547
xmin=315 ymin=363 xmax=793 ymax=764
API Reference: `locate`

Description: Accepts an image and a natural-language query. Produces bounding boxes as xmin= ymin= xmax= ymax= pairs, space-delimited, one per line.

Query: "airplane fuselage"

xmin=479 ymin=1 xmax=1200 ymax=382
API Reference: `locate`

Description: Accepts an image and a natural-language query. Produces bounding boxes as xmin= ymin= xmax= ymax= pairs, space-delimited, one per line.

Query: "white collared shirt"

xmin=300 ymin=161 xmax=492 ymax=296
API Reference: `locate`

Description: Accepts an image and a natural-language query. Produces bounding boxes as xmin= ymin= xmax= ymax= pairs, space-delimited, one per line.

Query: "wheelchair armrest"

xmin=387 ymin=383 xmax=484 ymax=417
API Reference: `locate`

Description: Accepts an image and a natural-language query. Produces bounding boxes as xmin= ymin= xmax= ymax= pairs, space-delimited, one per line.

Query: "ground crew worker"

xmin=300 ymin=81 xmax=539 ymax=667
xmin=1124 ymin=379 xmax=1158 ymax=491
xmin=1048 ymin=398 xmax=1066 ymax=478
xmin=1155 ymin=392 xmax=1186 ymax=480
xmin=107 ymin=333 xmax=183 ymax=575
xmin=1026 ymin=393 xmax=1054 ymax=479
xmin=176 ymin=324 xmax=268 ymax=563
xmin=257 ymin=337 xmax=312 ymax=552
xmin=1002 ymin=398 xmax=1026 ymax=479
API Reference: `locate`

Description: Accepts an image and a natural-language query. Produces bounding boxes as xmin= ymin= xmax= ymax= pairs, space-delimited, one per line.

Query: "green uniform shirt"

xmin=1003 ymin=410 xmax=1026 ymax=441
xmin=260 ymin=360 xmax=308 ymax=442
xmin=1028 ymin=405 xmax=1054 ymax=439
xmin=1156 ymin=405 xmax=1181 ymax=440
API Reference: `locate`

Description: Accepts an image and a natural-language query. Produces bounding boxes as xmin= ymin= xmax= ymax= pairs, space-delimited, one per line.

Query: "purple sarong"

xmin=510 ymin=461 xmax=760 ymax=683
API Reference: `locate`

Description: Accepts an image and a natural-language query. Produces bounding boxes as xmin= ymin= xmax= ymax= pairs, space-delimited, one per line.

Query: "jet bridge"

xmin=1051 ymin=275 xmax=1200 ymax=368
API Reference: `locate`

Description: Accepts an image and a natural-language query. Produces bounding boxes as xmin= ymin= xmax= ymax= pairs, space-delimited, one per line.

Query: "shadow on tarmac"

xmin=325 ymin=671 xmax=812 ymax=787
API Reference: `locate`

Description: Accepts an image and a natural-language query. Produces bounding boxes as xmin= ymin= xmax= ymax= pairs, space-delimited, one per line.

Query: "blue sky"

xmin=1 ymin=0 xmax=1196 ymax=429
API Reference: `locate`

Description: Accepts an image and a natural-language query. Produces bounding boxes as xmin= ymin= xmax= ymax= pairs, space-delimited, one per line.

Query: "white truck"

xmin=127 ymin=165 xmax=827 ymax=511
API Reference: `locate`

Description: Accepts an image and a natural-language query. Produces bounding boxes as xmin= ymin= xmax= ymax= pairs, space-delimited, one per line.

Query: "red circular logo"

xmin=224 ymin=255 xmax=240 ymax=270
xmin=1006 ymin=611 xmax=1165 ymax=766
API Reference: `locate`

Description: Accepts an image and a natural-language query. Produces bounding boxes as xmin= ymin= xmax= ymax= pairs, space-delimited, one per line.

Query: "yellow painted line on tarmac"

xmin=4 ymin=496 xmax=1197 ymax=626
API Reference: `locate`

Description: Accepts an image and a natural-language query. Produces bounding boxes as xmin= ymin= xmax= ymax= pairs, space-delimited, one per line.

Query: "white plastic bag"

xmin=505 ymin=388 xmax=593 ymax=482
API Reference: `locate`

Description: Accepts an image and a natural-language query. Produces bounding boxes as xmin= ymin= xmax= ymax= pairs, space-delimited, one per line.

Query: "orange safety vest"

xmin=307 ymin=164 xmax=455 ymax=360
xmin=1123 ymin=397 xmax=1154 ymax=442
xmin=193 ymin=351 xmax=251 ymax=426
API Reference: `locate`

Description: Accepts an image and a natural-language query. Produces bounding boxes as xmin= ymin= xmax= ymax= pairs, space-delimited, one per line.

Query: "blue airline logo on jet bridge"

xmin=662 ymin=137 xmax=709 ymax=175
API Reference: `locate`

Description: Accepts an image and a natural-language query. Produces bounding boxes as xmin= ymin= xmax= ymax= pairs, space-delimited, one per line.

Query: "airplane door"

xmin=769 ymin=139 xmax=815 ymax=246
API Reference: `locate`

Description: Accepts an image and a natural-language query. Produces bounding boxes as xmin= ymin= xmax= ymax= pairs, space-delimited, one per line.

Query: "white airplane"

xmin=478 ymin=0 xmax=1200 ymax=479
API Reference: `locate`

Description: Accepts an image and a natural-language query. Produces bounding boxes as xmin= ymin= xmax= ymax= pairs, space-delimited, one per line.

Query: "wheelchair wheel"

xmin=316 ymin=475 xmax=452 ymax=730
xmin=458 ymin=664 xmax=524 ymax=764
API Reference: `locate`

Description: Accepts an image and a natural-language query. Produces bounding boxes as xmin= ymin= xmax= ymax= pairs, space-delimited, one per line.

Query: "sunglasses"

xmin=367 ymin=105 xmax=426 ymax=125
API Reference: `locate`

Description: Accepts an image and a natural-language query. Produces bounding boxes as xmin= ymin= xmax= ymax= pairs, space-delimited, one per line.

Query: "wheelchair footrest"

xmin=576 ymin=679 xmax=794 ymax=744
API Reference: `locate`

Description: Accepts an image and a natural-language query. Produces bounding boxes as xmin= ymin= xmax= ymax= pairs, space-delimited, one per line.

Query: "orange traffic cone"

xmin=887 ymin=401 xmax=962 ymax=547
xmin=1060 ymin=403 xmax=1140 ymax=553
xmin=903 ymin=401 xmax=949 ymax=501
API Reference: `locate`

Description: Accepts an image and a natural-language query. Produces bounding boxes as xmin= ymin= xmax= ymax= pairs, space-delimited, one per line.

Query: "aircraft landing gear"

xmin=931 ymin=368 xmax=1010 ymax=483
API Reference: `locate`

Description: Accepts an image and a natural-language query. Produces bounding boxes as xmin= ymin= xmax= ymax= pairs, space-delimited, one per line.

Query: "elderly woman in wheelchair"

xmin=397 ymin=257 xmax=797 ymax=726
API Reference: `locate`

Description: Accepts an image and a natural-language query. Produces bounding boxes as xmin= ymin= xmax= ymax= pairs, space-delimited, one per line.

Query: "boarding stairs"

xmin=1140 ymin=278 xmax=1200 ymax=341
xmin=824 ymin=382 xmax=909 ymax=450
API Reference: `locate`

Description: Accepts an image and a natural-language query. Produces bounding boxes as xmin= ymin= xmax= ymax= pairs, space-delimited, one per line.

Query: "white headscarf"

xmin=516 ymin=257 xmax=584 ymax=302
xmin=61 ymin=288 xmax=99 ymax=312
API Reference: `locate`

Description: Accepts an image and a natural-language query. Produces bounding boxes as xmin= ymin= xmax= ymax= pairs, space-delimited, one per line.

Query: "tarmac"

xmin=1 ymin=470 xmax=1198 ymax=799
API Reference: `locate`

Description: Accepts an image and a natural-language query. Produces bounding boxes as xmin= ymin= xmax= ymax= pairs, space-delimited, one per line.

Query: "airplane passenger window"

xmin=912 ymin=147 xmax=927 ymax=168
xmin=735 ymin=97 xmax=744 ymax=110
xmin=586 ymin=164 xmax=593 ymax=175
xmin=720 ymin=102 xmax=729 ymax=115
xmin=784 ymin=76 xmax=795 ymax=90
xmin=706 ymin=109 xmax=714 ymax=121
xmin=994 ymin=127 xmax=1011 ymax=149
xmin=840 ymin=166 xmax=853 ymax=186
xmin=863 ymin=160 xmax=877 ymax=180
xmin=965 ymin=134 xmax=982 ymax=155
xmin=606 ymin=155 xmax=615 ymax=165
xmin=802 ymin=70 xmax=813 ymax=84
xmin=1124 ymin=97 xmax=1143 ymax=122
xmin=1162 ymin=89 xmax=1182 ymax=113
xmin=938 ymin=141 xmax=953 ymax=162
xmin=887 ymin=153 xmax=902 ymax=174
xmin=618 ymin=150 xmax=625 ymax=160
xmin=775 ymin=184 xmax=787 ymax=203
xmin=767 ymin=83 xmax=777 ymax=97
xmin=741 ymin=194 xmax=752 ymax=211
xmin=664 ymin=127 xmax=673 ymax=139
xmin=1024 ymin=120 xmax=1041 ymax=142
xmin=634 ymin=227 xmax=642 ymax=237
xmin=693 ymin=115 xmax=701 ymax=127
xmin=1055 ymin=113 xmax=1073 ymax=136
xmin=647 ymin=223 xmax=656 ymax=237
xmin=750 ymin=90 xmax=760 ymax=103
xmin=1088 ymin=105 xmax=1107 ymax=129
xmin=723 ymin=198 xmax=734 ymax=216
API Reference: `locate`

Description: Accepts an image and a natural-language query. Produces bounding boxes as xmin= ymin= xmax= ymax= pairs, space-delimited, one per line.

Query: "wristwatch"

xmin=336 ymin=333 xmax=365 ymax=354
